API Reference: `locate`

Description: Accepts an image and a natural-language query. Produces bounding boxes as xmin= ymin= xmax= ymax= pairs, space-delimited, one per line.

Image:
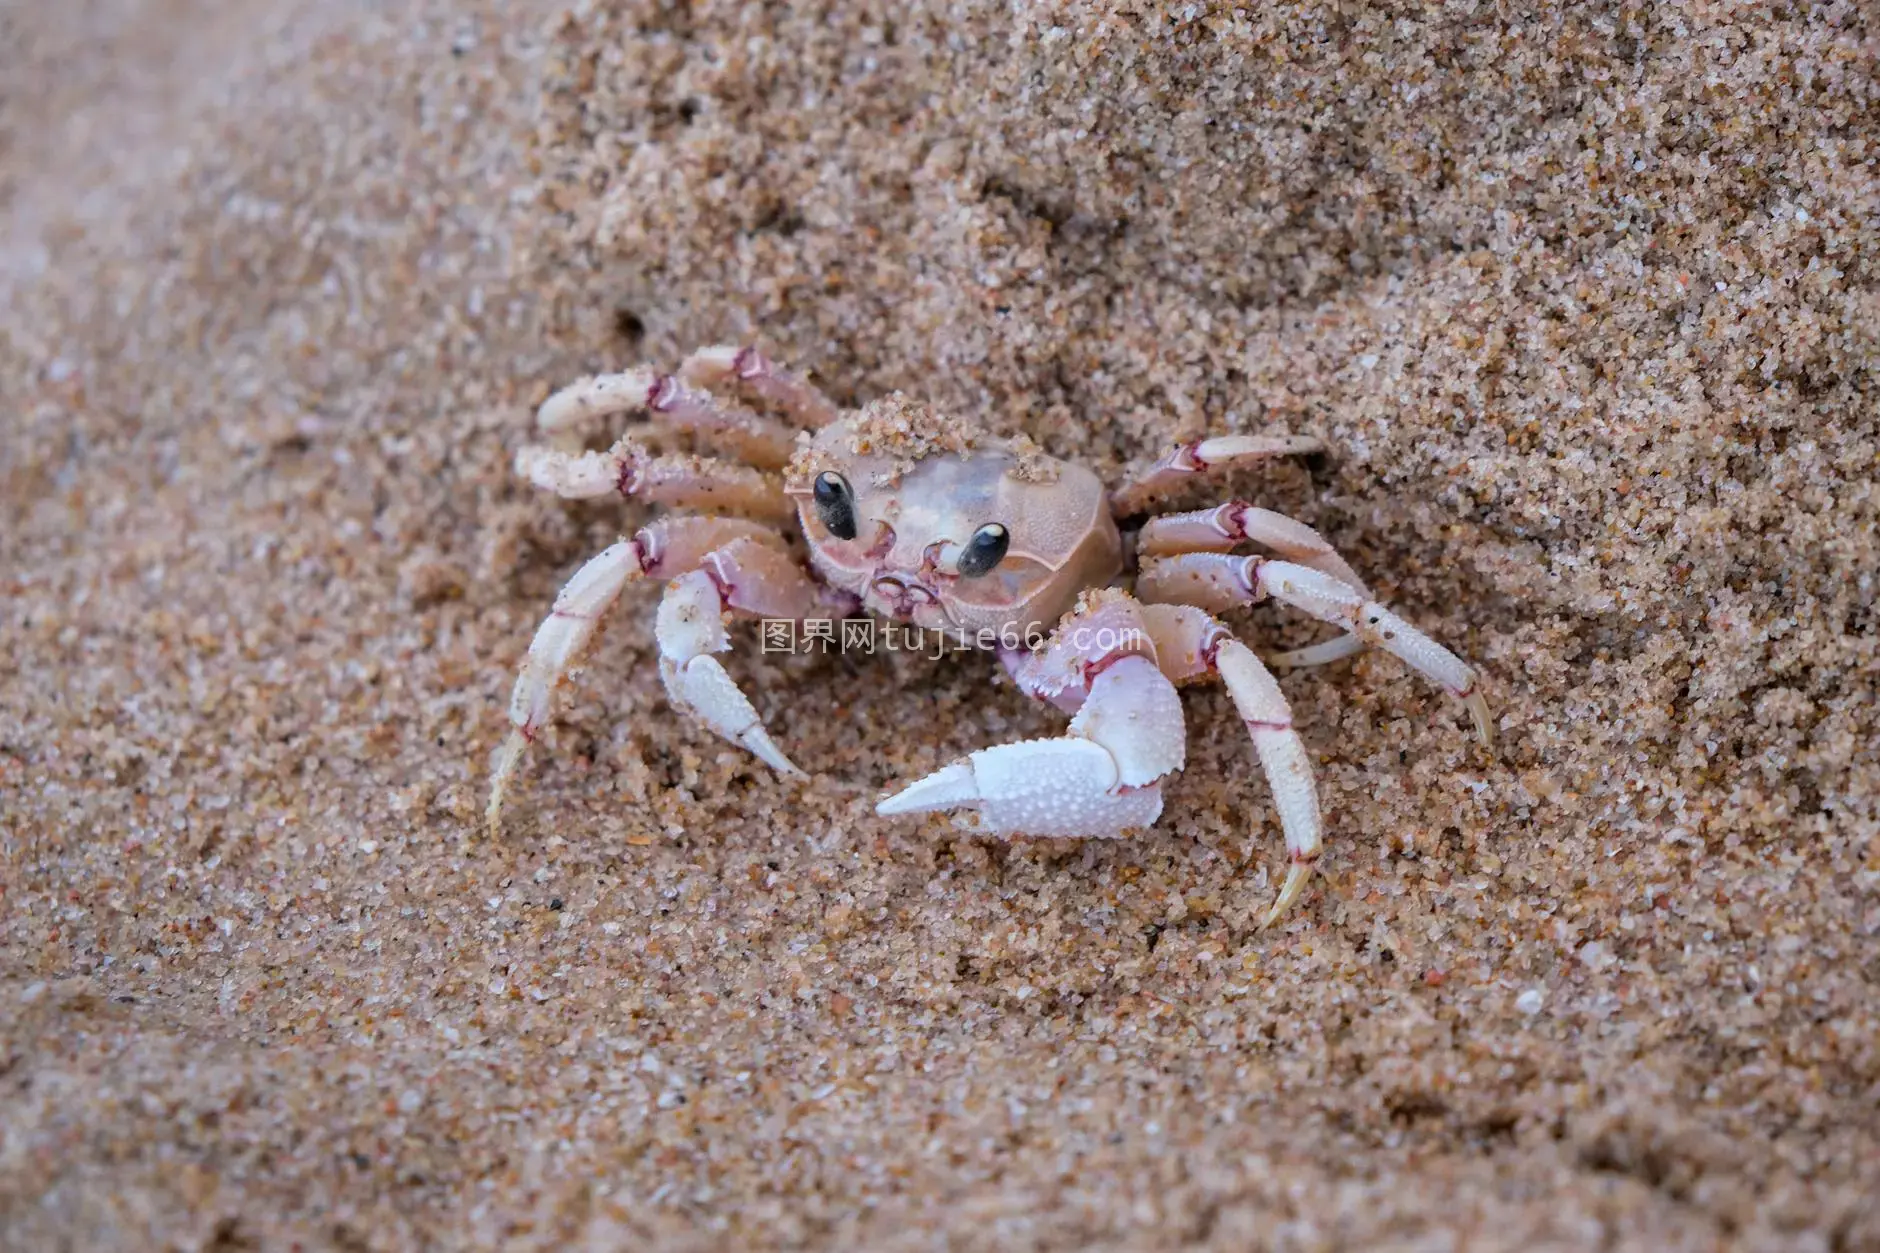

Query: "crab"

xmin=487 ymin=345 xmax=1492 ymax=925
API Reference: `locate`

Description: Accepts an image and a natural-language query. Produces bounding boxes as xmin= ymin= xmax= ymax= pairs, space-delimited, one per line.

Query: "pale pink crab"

xmin=488 ymin=346 xmax=1492 ymax=924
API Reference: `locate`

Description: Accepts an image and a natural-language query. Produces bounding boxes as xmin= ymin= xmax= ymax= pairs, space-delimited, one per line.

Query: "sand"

xmin=3 ymin=0 xmax=1877 ymax=1248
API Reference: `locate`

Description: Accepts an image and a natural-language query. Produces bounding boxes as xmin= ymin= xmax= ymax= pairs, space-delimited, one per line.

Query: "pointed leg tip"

xmin=1260 ymin=862 xmax=1316 ymax=930
xmin=1463 ymin=690 xmax=1494 ymax=747
xmin=486 ymin=732 xmax=530 ymax=837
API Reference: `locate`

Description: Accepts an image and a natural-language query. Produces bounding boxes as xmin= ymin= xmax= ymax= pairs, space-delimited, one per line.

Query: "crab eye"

xmin=812 ymin=471 xmax=859 ymax=540
xmin=956 ymin=523 xmax=1010 ymax=578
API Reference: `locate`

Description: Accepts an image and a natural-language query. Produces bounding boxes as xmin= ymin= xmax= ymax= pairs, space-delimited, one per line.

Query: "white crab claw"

xmin=874 ymin=760 xmax=979 ymax=813
xmin=877 ymin=738 xmax=1163 ymax=836
xmin=877 ymin=656 xmax=1181 ymax=837
xmin=655 ymin=568 xmax=802 ymax=776
xmin=659 ymin=655 xmax=803 ymax=777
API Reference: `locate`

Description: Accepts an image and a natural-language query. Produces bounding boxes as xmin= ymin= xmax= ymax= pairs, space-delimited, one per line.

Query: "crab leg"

xmin=678 ymin=344 xmax=840 ymax=429
xmin=1110 ymin=434 xmax=1322 ymax=517
xmin=1070 ymin=600 xmax=1323 ymax=924
xmin=487 ymin=519 xmax=806 ymax=835
xmin=516 ymin=439 xmax=793 ymax=523
xmin=1212 ymin=637 xmax=1324 ymax=926
xmin=1137 ymin=554 xmax=1492 ymax=744
xmin=1136 ymin=501 xmax=1368 ymax=668
xmin=1137 ymin=501 xmax=1369 ymax=591
xmin=535 ymin=369 xmax=798 ymax=467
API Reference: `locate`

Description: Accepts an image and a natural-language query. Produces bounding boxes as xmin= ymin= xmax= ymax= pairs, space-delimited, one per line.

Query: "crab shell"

xmin=783 ymin=398 xmax=1123 ymax=642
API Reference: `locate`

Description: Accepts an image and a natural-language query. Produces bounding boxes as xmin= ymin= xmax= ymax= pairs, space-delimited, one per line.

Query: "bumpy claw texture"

xmin=877 ymin=655 xmax=1181 ymax=837
xmin=876 ymin=739 xmax=1165 ymax=836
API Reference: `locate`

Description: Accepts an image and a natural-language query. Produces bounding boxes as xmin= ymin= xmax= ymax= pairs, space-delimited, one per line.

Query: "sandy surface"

xmin=3 ymin=1 xmax=1878 ymax=1248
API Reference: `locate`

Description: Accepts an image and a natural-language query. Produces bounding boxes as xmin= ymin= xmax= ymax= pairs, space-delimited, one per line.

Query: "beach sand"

xmin=3 ymin=1 xmax=1877 ymax=1248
